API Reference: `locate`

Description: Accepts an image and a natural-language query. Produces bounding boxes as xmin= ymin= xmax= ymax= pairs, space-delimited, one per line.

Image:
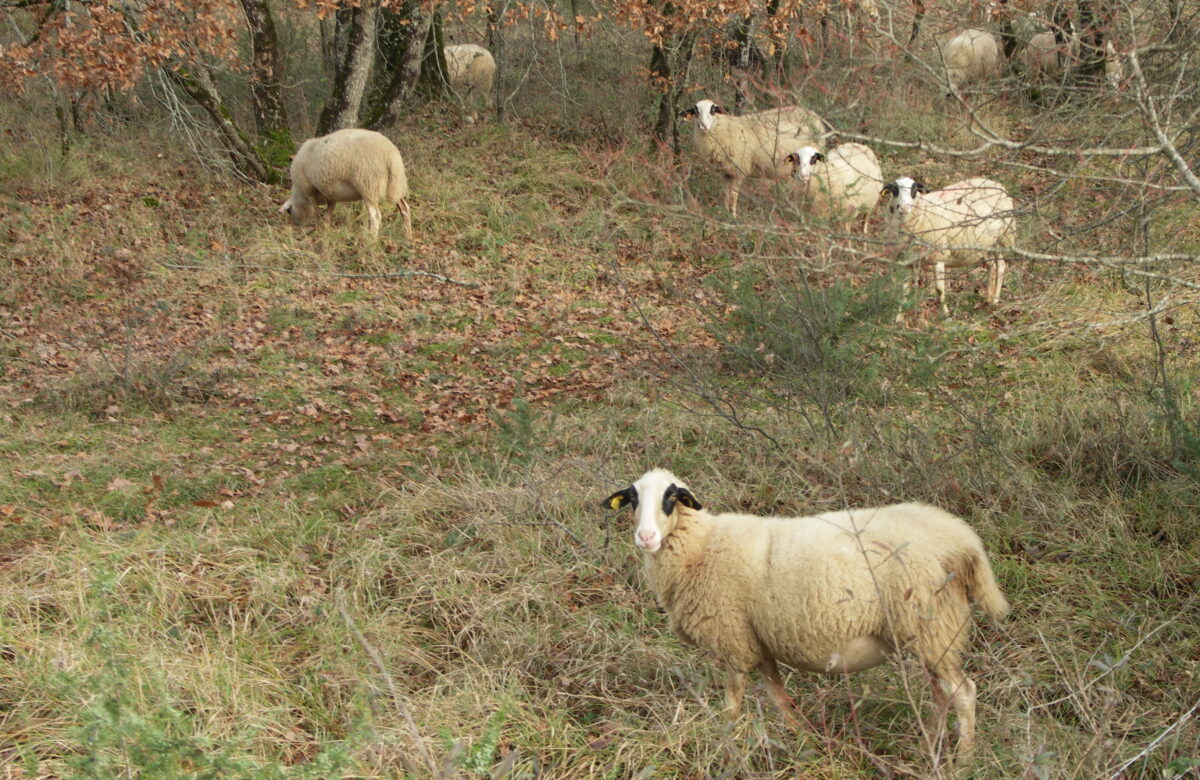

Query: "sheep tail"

xmin=385 ymin=154 xmax=407 ymax=205
xmin=968 ymin=549 xmax=1010 ymax=619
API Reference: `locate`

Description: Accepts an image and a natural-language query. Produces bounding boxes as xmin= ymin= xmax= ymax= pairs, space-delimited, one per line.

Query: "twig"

xmin=337 ymin=597 xmax=439 ymax=776
xmin=1029 ymin=595 xmax=1197 ymax=713
xmin=156 ymin=257 xmax=480 ymax=287
xmin=1107 ymin=695 xmax=1200 ymax=780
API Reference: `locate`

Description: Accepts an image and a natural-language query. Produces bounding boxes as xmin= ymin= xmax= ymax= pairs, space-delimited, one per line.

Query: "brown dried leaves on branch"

xmin=0 ymin=0 xmax=238 ymax=93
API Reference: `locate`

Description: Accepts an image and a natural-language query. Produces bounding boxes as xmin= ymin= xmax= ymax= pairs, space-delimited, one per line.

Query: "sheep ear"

xmin=882 ymin=182 xmax=898 ymax=197
xmin=913 ymin=181 xmax=928 ymax=195
xmin=675 ymin=486 xmax=701 ymax=510
xmin=662 ymin=483 xmax=702 ymax=515
xmin=811 ymin=152 xmax=824 ymax=164
xmin=711 ymin=103 xmax=726 ymax=114
xmin=680 ymin=106 xmax=698 ymax=119
xmin=602 ymin=486 xmax=637 ymax=511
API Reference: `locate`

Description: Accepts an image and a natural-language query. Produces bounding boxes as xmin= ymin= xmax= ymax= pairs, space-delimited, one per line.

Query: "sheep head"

xmin=787 ymin=146 xmax=823 ymax=183
xmin=680 ymin=99 xmax=724 ymax=132
xmin=603 ymin=469 xmax=701 ymax=554
xmin=884 ymin=176 xmax=925 ymax=216
xmin=279 ymin=196 xmax=317 ymax=225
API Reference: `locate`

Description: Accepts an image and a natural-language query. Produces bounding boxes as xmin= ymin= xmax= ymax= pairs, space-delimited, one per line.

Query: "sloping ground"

xmin=1 ymin=108 xmax=1198 ymax=778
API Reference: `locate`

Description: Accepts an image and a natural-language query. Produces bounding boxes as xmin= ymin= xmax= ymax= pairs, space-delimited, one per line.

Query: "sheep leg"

xmin=725 ymin=177 xmax=740 ymax=219
xmin=398 ymin=198 xmax=414 ymax=240
xmin=987 ymin=257 xmax=1007 ymax=306
xmin=758 ymin=657 xmax=801 ymax=724
xmin=935 ymin=261 xmax=950 ymax=315
xmin=895 ymin=263 xmax=921 ymax=324
xmin=724 ymin=666 xmax=748 ymax=717
xmin=924 ymin=671 xmax=950 ymax=753
xmin=365 ymin=202 xmax=383 ymax=239
xmin=929 ymin=667 xmax=977 ymax=759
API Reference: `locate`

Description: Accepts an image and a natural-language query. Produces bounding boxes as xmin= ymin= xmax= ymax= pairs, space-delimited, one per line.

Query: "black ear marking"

xmin=913 ymin=181 xmax=928 ymax=195
xmin=883 ymin=181 xmax=899 ymax=197
xmin=711 ymin=103 xmax=726 ymax=114
xmin=603 ymin=486 xmax=638 ymax=511
xmin=811 ymin=152 xmax=824 ymax=164
xmin=662 ymin=483 xmax=702 ymax=515
xmin=680 ymin=106 xmax=698 ymax=118
xmin=675 ymin=486 xmax=701 ymax=510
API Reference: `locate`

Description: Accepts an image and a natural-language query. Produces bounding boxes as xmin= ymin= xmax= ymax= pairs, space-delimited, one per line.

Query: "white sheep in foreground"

xmin=786 ymin=142 xmax=882 ymax=228
xmin=684 ymin=98 xmax=827 ymax=218
xmin=883 ymin=176 xmax=1015 ymax=315
xmin=604 ymin=469 xmax=1009 ymax=757
xmin=443 ymin=44 xmax=496 ymax=104
xmin=941 ymin=28 xmax=1002 ymax=97
xmin=279 ymin=128 xmax=413 ymax=241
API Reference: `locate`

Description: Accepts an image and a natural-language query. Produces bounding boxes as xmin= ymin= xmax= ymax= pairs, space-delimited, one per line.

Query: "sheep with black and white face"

xmin=605 ymin=468 xmax=1008 ymax=760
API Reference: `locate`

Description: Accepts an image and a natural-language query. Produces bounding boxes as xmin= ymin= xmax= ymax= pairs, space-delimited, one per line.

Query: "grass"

xmin=2 ymin=5 xmax=1200 ymax=778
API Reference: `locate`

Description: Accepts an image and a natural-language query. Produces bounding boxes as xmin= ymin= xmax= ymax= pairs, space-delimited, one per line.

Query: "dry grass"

xmin=2 ymin=3 xmax=1200 ymax=778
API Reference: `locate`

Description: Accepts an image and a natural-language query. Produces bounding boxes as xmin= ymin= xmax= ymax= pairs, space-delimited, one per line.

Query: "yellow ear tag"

xmin=610 ymin=496 xmax=622 ymax=509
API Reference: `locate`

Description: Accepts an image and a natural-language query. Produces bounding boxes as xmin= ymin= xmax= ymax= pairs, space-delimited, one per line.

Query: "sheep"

xmin=682 ymin=98 xmax=827 ymax=218
xmin=443 ymin=44 xmax=496 ymax=105
xmin=785 ymin=142 xmax=882 ymax=229
xmin=279 ymin=128 xmax=413 ymax=241
xmin=1019 ymin=30 xmax=1067 ymax=82
xmin=1020 ymin=28 xmax=1123 ymax=91
xmin=603 ymin=468 xmax=1009 ymax=757
xmin=883 ymin=176 xmax=1015 ymax=315
xmin=941 ymin=28 xmax=1002 ymax=97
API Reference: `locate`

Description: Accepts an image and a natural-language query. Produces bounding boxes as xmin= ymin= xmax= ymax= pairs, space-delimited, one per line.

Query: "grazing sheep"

xmin=941 ymin=28 xmax=1002 ymax=97
xmin=683 ymin=98 xmax=827 ymax=218
xmin=1019 ymin=30 xmax=1069 ymax=82
xmin=279 ymin=128 xmax=413 ymax=241
xmin=883 ymin=176 xmax=1015 ymax=315
xmin=786 ymin=142 xmax=882 ymax=228
xmin=1019 ymin=28 xmax=1122 ymax=91
xmin=443 ymin=44 xmax=496 ymax=104
xmin=603 ymin=469 xmax=1008 ymax=757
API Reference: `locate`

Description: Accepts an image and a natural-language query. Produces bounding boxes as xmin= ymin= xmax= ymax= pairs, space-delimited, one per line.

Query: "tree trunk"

xmin=907 ymin=0 xmax=925 ymax=48
xmin=418 ymin=9 xmax=449 ymax=97
xmin=239 ymin=0 xmax=289 ymax=139
xmin=318 ymin=0 xmax=380 ymax=133
xmin=166 ymin=65 xmax=273 ymax=183
xmin=651 ymin=42 xmax=672 ymax=144
xmin=651 ymin=32 xmax=697 ymax=155
xmin=733 ymin=16 xmax=756 ymax=112
xmin=487 ymin=1 xmax=505 ymax=120
xmin=1074 ymin=0 xmax=1115 ymax=87
xmin=766 ymin=0 xmax=786 ymax=80
xmin=370 ymin=11 xmax=435 ymax=129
